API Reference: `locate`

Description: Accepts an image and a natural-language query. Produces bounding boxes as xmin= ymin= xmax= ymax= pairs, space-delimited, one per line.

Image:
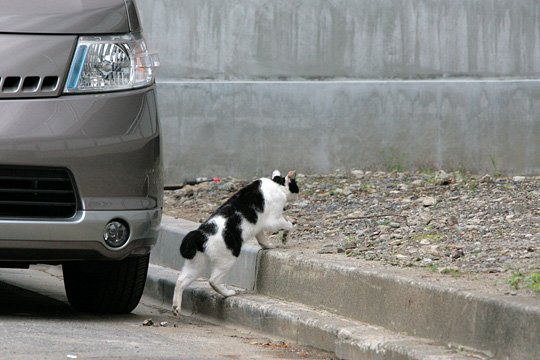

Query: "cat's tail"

xmin=179 ymin=230 xmax=207 ymax=259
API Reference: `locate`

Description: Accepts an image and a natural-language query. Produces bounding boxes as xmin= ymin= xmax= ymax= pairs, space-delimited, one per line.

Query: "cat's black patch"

xmin=223 ymin=212 xmax=242 ymax=257
xmin=288 ymin=178 xmax=299 ymax=194
xmin=200 ymin=221 xmax=218 ymax=236
xmin=180 ymin=229 xmax=207 ymax=259
xmin=215 ymin=180 xmax=264 ymax=224
xmin=272 ymin=175 xmax=285 ymax=186
xmin=179 ymin=221 xmax=218 ymax=259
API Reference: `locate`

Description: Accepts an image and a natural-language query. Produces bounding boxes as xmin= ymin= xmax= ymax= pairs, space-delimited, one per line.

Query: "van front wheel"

xmin=63 ymin=254 xmax=149 ymax=314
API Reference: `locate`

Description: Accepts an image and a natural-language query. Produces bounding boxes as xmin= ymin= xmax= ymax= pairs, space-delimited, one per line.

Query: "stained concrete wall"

xmin=136 ymin=0 xmax=540 ymax=183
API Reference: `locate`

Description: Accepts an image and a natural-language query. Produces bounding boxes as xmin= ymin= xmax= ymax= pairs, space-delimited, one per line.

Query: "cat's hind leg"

xmin=208 ymin=255 xmax=237 ymax=297
xmin=172 ymin=254 xmax=208 ymax=316
xmin=255 ymin=232 xmax=275 ymax=249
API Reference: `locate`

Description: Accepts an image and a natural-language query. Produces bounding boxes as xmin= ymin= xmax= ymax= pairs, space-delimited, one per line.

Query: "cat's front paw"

xmin=260 ymin=242 xmax=276 ymax=249
xmin=284 ymin=216 xmax=295 ymax=230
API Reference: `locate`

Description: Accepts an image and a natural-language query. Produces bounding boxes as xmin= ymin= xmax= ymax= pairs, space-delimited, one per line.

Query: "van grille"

xmin=0 ymin=76 xmax=60 ymax=98
xmin=0 ymin=166 xmax=78 ymax=219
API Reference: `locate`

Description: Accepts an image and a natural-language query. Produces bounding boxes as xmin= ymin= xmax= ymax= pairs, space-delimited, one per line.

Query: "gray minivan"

xmin=0 ymin=0 xmax=162 ymax=313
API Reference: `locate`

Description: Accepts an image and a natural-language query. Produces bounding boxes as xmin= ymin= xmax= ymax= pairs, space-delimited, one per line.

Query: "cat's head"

xmin=271 ymin=170 xmax=299 ymax=199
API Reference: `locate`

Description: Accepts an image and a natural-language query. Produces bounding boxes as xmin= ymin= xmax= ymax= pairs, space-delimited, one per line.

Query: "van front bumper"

xmin=0 ymin=208 xmax=161 ymax=262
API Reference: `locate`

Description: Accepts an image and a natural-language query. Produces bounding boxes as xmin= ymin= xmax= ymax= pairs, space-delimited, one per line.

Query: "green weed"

xmin=380 ymin=148 xmax=404 ymax=173
xmin=439 ymin=267 xmax=462 ymax=277
xmin=507 ymin=271 xmax=540 ymax=292
xmin=427 ymin=264 xmax=438 ymax=272
xmin=489 ymin=154 xmax=502 ymax=177
xmin=526 ymin=272 xmax=540 ymax=292
xmin=508 ymin=272 xmax=524 ymax=290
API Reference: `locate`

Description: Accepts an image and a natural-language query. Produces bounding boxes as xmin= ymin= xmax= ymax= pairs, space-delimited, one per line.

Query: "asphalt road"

xmin=0 ymin=265 xmax=332 ymax=360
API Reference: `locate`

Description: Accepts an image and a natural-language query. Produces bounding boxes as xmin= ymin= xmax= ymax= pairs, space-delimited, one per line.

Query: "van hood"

xmin=0 ymin=0 xmax=141 ymax=34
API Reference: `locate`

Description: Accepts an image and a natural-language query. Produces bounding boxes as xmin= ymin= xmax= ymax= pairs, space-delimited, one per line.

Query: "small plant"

xmin=526 ymin=272 xmax=540 ymax=292
xmin=412 ymin=232 xmax=445 ymax=243
xmin=507 ymin=271 xmax=540 ymax=292
xmin=360 ymin=183 xmax=376 ymax=193
xmin=427 ymin=264 xmax=438 ymax=272
xmin=508 ymin=272 xmax=524 ymax=290
xmin=489 ymin=154 xmax=502 ymax=177
xmin=380 ymin=148 xmax=404 ymax=173
xmin=419 ymin=167 xmax=435 ymax=177
xmin=439 ymin=267 xmax=462 ymax=277
xmin=469 ymin=180 xmax=479 ymax=193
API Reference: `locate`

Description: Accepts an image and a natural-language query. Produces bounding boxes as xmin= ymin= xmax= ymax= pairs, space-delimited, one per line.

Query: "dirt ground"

xmin=164 ymin=170 xmax=540 ymax=298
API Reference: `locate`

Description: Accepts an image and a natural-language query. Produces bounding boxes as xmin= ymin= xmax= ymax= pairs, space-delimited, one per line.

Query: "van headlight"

xmin=64 ymin=33 xmax=159 ymax=93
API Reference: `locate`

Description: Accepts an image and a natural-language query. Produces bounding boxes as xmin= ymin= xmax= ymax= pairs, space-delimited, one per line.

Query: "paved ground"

xmin=0 ymin=265 xmax=335 ymax=360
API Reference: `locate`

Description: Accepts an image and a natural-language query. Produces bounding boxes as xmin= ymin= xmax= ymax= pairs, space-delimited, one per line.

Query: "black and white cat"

xmin=172 ymin=170 xmax=299 ymax=316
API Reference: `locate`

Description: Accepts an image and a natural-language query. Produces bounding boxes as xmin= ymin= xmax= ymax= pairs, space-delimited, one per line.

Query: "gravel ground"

xmin=164 ymin=170 xmax=540 ymax=297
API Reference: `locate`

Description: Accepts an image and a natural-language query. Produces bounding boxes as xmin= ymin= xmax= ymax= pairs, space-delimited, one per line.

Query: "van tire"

xmin=63 ymin=254 xmax=149 ymax=314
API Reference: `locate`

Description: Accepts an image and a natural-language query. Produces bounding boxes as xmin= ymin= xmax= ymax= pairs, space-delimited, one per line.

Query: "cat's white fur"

xmin=172 ymin=170 xmax=298 ymax=316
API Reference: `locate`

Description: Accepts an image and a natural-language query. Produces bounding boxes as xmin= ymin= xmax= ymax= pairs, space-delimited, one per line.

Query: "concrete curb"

xmin=144 ymin=216 xmax=540 ymax=360
xmin=146 ymin=264 xmax=483 ymax=360
xmin=256 ymin=252 xmax=540 ymax=360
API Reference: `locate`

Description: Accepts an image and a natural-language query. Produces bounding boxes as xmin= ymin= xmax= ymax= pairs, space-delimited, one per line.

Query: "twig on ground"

xmin=345 ymin=214 xmax=409 ymax=226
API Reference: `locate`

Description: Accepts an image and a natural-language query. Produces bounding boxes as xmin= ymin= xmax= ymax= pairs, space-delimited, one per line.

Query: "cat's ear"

xmin=272 ymin=170 xmax=286 ymax=185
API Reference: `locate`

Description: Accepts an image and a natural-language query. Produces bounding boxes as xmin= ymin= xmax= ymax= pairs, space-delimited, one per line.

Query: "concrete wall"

xmin=136 ymin=0 xmax=540 ymax=183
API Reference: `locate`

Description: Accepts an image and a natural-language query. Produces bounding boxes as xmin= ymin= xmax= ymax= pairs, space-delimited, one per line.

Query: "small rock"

xmin=389 ymin=222 xmax=401 ymax=228
xmin=351 ymin=169 xmax=364 ymax=179
xmin=347 ymin=211 xmax=364 ymax=219
xmin=512 ymin=176 xmax=526 ymax=182
xmin=419 ymin=196 xmax=437 ymax=207
xmin=142 ymin=319 xmax=154 ymax=326
xmin=218 ymin=182 xmax=238 ymax=192
xmin=294 ymin=199 xmax=310 ymax=208
xmin=428 ymin=245 xmax=441 ymax=256
xmin=480 ymin=174 xmax=493 ymax=183
xmin=395 ymin=254 xmax=409 ymax=261
xmin=160 ymin=322 xmax=169 ymax=327
xmin=435 ymin=170 xmax=451 ymax=185
xmin=447 ymin=215 xmax=459 ymax=226
xmin=420 ymin=214 xmax=433 ymax=225
xmin=341 ymin=239 xmax=357 ymax=250
xmin=364 ymin=251 xmax=376 ymax=260
xmin=439 ymin=266 xmax=460 ymax=274
xmin=377 ymin=234 xmax=390 ymax=242
xmin=451 ymin=248 xmax=465 ymax=259
xmin=318 ymin=244 xmax=338 ymax=254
